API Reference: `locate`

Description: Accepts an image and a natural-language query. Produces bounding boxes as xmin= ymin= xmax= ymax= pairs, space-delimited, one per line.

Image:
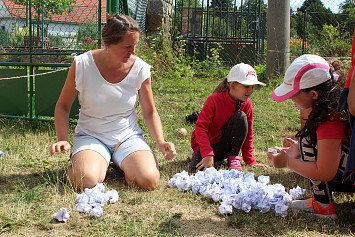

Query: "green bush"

xmin=76 ymin=19 xmax=101 ymax=49
xmin=137 ymin=31 xmax=229 ymax=88
xmin=305 ymin=24 xmax=351 ymax=57
xmin=5 ymin=26 xmax=29 ymax=48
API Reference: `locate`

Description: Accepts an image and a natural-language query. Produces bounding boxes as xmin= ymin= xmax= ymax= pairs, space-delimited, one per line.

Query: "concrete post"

xmin=266 ymin=0 xmax=290 ymax=78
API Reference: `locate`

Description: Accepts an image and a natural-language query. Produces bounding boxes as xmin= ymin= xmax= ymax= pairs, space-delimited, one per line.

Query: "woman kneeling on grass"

xmin=49 ymin=14 xmax=176 ymax=190
xmin=267 ymin=54 xmax=355 ymax=219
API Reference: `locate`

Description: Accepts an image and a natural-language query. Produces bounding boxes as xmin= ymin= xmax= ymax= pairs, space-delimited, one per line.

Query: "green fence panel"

xmin=35 ymin=69 xmax=80 ymax=119
xmin=0 ymin=69 xmax=28 ymax=115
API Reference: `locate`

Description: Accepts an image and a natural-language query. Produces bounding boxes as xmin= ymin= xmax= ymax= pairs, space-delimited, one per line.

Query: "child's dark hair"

xmin=296 ymin=59 xmax=348 ymax=145
xmin=102 ymin=14 xmax=140 ymax=46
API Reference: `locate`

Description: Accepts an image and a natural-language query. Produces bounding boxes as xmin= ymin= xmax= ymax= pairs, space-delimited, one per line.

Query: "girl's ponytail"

xmin=214 ymin=78 xmax=229 ymax=93
xmin=329 ymin=60 xmax=345 ymax=87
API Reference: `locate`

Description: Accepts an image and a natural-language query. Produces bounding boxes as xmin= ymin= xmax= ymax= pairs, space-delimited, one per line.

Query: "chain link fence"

xmin=0 ymin=0 xmax=105 ymax=52
xmin=0 ymin=0 xmax=353 ymax=64
xmin=171 ymin=0 xmax=266 ymax=66
xmin=129 ymin=0 xmax=149 ymax=31
xmin=168 ymin=0 xmax=353 ymax=66
xmin=0 ymin=0 xmax=147 ymax=64
xmin=289 ymin=0 xmax=353 ymax=59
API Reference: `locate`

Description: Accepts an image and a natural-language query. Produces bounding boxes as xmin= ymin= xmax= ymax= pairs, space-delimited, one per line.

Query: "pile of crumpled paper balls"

xmin=168 ymin=167 xmax=305 ymax=217
xmin=53 ymin=183 xmax=119 ymax=222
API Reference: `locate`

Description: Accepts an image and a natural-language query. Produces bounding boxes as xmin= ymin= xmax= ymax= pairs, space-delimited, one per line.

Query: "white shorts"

xmin=72 ymin=131 xmax=153 ymax=168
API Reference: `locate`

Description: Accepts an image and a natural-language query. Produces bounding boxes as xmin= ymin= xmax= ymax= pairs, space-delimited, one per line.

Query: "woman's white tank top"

xmin=74 ymin=51 xmax=151 ymax=146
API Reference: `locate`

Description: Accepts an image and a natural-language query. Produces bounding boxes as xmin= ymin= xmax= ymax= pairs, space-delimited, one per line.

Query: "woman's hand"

xmin=157 ymin=141 xmax=177 ymax=161
xmin=196 ymin=155 xmax=214 ymax=171
xmin=251 ymin=163 xmax=269 ymax=168
xmin=50 ymin=141 xmax=71 ymax=156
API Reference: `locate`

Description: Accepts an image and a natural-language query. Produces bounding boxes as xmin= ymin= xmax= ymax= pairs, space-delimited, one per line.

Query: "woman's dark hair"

xmin=296 ymin=59 xmax=349 ymax=145
xmin=102 ymin=14 xmax=140 ymax=46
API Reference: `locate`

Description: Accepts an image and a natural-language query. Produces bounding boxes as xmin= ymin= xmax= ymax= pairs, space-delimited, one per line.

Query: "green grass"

xmin=1 ymin=39 xmax=355 ymax=236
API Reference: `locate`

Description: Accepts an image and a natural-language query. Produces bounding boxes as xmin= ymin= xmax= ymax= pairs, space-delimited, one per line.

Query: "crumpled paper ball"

xmin=268 ymin=148 xmax=278 ymax=154
xmin=169 ymin=167 xmax=303 ymax=218
xmin=53 ymin=207 xmax=70 ymax=222
xmin=74 ymin=183 xmax=119 ymax=217
xmin=289 ymin=185 xmax=306 ymax=200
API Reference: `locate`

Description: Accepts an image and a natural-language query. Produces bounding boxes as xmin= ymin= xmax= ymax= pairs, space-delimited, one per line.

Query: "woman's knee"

xmin=140 ymin=171 xmax=160 ymax=190
xmin=122 ymin=151 xmax=160 ymax=190
xmin=126 ymin=168 xmax=160 ymax=190
xmin=69 ymin=165 xmax=105 ymax=190
xmin=69 ymin=152 xmax=107 ymax=190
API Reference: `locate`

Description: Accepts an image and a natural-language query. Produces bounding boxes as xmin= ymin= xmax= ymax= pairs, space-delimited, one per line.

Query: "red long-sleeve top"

xmin=191 ymin=89 xmax=257 ymax=165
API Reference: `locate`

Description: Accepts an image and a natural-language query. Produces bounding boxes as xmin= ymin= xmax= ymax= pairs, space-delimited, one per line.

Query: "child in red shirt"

xmin=268 ymin=54 xmax=354 ymax=219
xmin=190 ymin=63 xmax=269 ymax=171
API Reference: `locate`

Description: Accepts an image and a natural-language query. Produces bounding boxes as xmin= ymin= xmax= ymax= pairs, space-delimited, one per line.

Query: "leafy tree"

xmin=339 ymin=0 xmax=355 ymax=35
xmin=292 ymin=0 xmax=335 ymax=39
xmin=210 ymin=0 xmax=233 ymax=11
xmin=11 ymin=0 xmax=75 ymax=36
xmin=340 ymin=0 xmax=355 ymax=10
xmin=175 ymin=0 xmax=201 ymax=7
xmin=298 ymin=0 xmax=333 ymax=29
xmin=239 ymin=0 xmax=267 ymax=13
xmin=77 ymin=19 xmax=99 ymax=43
xmin=239 ymin=0 xmax=267 ymax=38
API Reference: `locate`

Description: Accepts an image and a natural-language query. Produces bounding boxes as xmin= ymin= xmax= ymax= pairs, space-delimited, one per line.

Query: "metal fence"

xmin=170 ymin=0 xmax=354 ymax=65
xmin=289 ymin=0 xmax=354 ymax=58
xmin=0 ymin=0 xmax=353 ymax=121
xmin=0 ymin=0 xmax=151 ymax=121
xmin=0 ymin=0 xmax=105 ymax=52
xmin=0 ymin=0 xmax=148 ymax=51
xmin=0 ymin=0 xmax=107 ymax=121
xmin=172 ymin=0 xmax=266 ymax=66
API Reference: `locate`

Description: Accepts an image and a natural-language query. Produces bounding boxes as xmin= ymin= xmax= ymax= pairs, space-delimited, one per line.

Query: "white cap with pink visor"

xmin=271 ymin=54 xmax=331 ymax=102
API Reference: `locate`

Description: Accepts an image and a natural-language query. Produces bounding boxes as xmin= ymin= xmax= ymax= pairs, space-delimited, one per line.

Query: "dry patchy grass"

xmin=0 ymin=72 xmax=355 ymax=236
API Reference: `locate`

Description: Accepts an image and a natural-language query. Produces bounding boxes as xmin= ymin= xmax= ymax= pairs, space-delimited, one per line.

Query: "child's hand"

xmin=251 ymin=163 xmax=269 ymax=169
xmin=283 ymin=136 xmax=297 ymax=147
xmin=157 ymin=141 xmax=177 ymax=161
xmin=196 ymin=155 xmax=214 ymax=171
xmin=283 ymin=138 xmax=301 ymax=159
xmin=267 ymin=147 xmax=288 ymax=168
xmin=50 ymin=141 xmax=71 ymax=156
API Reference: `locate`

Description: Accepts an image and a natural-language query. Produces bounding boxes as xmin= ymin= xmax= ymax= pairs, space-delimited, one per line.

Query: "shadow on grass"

xmin=158 ymin=214 xmax=244 ymax=236
xmin=157 ymin=201 xmax=355 ymax=236
xmin=226 ymin=202 xmax=355 ymax=236
xmin=0 ymin=164 xmax=132 ymax=198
